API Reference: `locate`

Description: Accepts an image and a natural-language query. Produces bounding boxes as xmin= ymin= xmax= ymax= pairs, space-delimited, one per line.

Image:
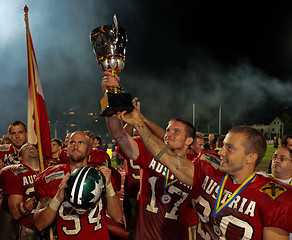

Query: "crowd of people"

xmin=0 ymin=71 xmax=292 ymax=240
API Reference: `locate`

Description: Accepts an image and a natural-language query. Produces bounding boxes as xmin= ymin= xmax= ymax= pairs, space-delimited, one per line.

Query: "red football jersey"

xmin=0 ymin=164 xmax=38 ymax=230
xmin=34 ymin=164 xmax=110 ymax=240
xmin=193 ymin=153 xmax=292 ymax=239
xmin=124 ymin=157 xmax=140 ymax=199
xmin=133 ymin=137 xmax=196 ymax=240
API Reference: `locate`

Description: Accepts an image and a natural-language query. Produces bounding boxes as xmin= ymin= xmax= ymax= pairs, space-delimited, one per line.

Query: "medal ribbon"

xmin=164 ymin=168 xmax=178 ymax=189
xmin=213 ymin=172 xmax=256 ymax=218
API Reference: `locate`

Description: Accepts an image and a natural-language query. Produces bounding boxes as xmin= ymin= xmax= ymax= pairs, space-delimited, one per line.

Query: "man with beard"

xmin=34 ymin=131 xmax=123 ymax=239
xmin=119 ymin=108 xmax=292 ymax=240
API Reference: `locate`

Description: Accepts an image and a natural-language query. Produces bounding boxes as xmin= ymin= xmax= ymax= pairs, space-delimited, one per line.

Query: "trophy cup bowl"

xmin=90 ymin=20 xmax=134 ymax=117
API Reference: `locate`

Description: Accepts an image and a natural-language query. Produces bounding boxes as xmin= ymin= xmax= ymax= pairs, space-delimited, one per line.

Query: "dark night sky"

xmin=1 ymin=1 xmax=292 ymax=140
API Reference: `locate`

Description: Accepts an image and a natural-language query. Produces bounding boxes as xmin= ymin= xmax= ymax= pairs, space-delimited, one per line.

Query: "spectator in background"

xmin=111 ymin=140 xmax=116 ymax=159
xmin=281 ymin=135 xmax=292 ymax=150
xmin=204 ymin=133 xmax=216 ymax=151
xmin=44 ymin=138 xmax=63 ymax=167
xmin=186 ymin=132 xmax=204 ymax=161
xmin=94 ymin=136 xmax=105 ymax=151
xmin=214 ymin=135 xmax=225 ymax=153
xmin=270 ymin=147 xmax=292 ymax=185
xmin=102 ymin=139 xmax=109 ymax=152
xmin=268 ymin=135 xmax=289 ymax=173
xmin=273 ymin=136 xmax=279 ymax=152
xmin=51 ymin=138 xmax=62 ymax=159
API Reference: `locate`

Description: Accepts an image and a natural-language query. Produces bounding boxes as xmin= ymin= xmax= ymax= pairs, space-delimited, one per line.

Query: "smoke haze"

xmin=1 ymin=1 xmax=292 ymax=140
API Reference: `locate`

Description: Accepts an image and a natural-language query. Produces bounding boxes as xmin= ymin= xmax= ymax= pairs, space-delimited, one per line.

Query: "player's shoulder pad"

xmin=40 ymin=164 xmax=67 ymax=184
xmin=258 ymin=176 xmax=289 ymax=200
xmin=10 ymin=164 xmax=28 ymax=175
xmin=198 ymin=151 xmax=220 ymax=168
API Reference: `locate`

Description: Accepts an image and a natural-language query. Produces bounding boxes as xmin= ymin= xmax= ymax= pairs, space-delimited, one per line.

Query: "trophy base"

xmin=100 ymin=92 xmax=134 ymax=117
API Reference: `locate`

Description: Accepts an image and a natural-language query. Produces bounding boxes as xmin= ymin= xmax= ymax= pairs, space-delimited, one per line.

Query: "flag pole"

xmin=24 ymin=6 xmax=45 ymax=172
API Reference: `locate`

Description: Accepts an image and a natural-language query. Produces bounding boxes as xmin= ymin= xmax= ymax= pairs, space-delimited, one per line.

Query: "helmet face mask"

xmin=65 ymin=166 xmax=106 ymax=212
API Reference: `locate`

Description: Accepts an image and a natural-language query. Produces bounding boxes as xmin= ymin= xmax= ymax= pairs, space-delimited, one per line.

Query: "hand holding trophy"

xmin=90 ymin=15 xmax=134 ymax=117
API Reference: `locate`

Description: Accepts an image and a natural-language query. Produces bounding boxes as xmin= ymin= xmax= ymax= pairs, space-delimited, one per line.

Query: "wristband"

xmin=18 ymin=202 xmax=29 ymax=216
xmin=106 ymin=182 xmax=116 ymax=197
xmin=49 ymin=197 xmax=61 ymax=211
xmin=154 ymin=145 xmax=170 ymax=161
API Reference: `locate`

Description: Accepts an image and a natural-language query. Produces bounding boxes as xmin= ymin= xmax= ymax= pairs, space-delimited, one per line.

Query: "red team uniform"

xmin=133 ymin=137 xmax=196 ymax=240
xmin=123 ymin=157 xmax=140 ymax=201
xmin=123 ymin=153 xmax=141 ymax=234
xmin=34 ymin=164 xmax=110 ymax=240
xmin=193 ymin=153 xmax=292 ymax=239
xmin=0 ymin=164 xmax=38 ymax=231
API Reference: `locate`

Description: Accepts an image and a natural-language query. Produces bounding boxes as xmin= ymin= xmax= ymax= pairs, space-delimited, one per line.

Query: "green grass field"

xmin=256 ymin=144 xmax=275 ymax=172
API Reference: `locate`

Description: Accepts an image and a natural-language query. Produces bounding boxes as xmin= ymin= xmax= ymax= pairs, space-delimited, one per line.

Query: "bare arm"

xmin=263 ymin=227 xmax=289 ymax=240
xmin=106 ymin=117 xmax=140 ymax=160
xmin=34 ymin=173 xmax=70 ymax=231
xmin=120 ymin=110 xmax=194 ymax=186
xmin=102 ymin=71 xmax=140 ymax=160
xmin=34 ymin=197 xmax=56 ymax=231
xmin=8 ymin=194 xmax=37 ymax=220
xmin=99 ymin=166 xmax=123 ymax=222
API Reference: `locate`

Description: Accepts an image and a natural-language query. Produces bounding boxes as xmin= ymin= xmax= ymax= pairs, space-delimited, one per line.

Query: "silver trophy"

xmin=90 ymin=15 xmax=134 ymax=117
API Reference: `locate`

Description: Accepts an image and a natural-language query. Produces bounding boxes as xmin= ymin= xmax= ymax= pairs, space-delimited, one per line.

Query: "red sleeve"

xmin=3 ymin=169 xmax=22 ymax=196
xmin=34 ymin=165 xmax=68 ymax=200
xmin=59 ymin=148 xmax=70 ymax=164
xmin=109 ymin=166 xmax=121 ymax=191
xmin=260 ymin=184 xmax=292 ymax=232
xmin=34 ymin=170 xmax=51 ymax=200
xmin=132 ymin=136 xmax=152 ymax=168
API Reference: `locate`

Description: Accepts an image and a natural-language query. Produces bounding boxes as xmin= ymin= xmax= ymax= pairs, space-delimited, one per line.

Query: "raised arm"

xmin=120 ymin=110 xmax=194 ymax=186
xmin=102 ymin=71 xmax=140 ymax=160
